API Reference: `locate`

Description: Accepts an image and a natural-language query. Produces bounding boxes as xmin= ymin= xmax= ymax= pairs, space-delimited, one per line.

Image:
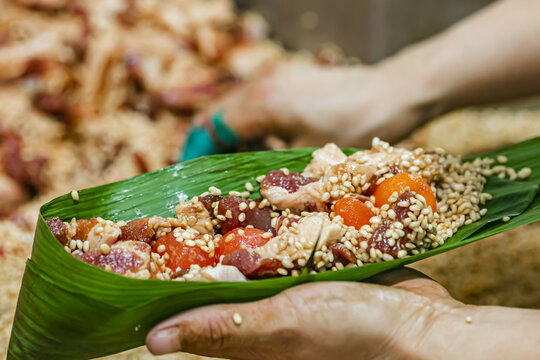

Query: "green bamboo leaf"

xmin=8 ymin=137 xmax=540 ymax=359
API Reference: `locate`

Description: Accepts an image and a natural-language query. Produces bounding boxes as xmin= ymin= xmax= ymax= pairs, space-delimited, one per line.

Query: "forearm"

xmin=418 ymin=304 xmax=540 ymax=359
xmin=379 ymin=0 xmax=540 ymax=119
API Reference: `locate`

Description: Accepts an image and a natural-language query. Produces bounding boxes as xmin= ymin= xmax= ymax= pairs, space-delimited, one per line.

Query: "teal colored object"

xmin=181 ymin=111 xmax=238 ymax=161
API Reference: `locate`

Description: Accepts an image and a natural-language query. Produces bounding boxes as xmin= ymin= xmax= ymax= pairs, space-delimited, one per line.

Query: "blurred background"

xmin=0 ymin=1 xmax=538 ymax=359
xmin=237 ymin=0 xmax=494 ymax=63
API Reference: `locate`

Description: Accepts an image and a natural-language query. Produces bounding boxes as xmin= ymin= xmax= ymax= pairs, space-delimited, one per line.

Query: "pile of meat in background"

xmin=0 ymin=0 xmax=351 ymax=228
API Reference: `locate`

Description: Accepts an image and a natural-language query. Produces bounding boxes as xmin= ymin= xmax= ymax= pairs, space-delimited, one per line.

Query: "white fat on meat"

xmin=261 ymin=180 xmax=327 ymax=212
xmin=86 ymin=220 xmax=121 ymax=252
xmin=175 ymin=198 xmax=212 ymax=234
xmin=188 ymin=265 xmax=247 ymax=282
xmin=256 ymin=213 xmax=342 ymax=262
xmin=303 ymin=143 xmax=347 ymax=178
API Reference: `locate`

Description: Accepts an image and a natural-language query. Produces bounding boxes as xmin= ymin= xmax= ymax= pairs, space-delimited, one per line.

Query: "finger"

xmin=146 ymin=294 xmax=300 ymax=359
xmin=366 ymin=267 xmax=452 ymax=300
xmin=365 ymin=267 xmax=433 ymax=286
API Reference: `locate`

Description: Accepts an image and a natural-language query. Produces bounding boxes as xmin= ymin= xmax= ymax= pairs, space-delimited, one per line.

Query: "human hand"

xmin=181 ymin=62 xmax=433 ymax=160
xmin=146 ymin=268 xmax=462 ymax=359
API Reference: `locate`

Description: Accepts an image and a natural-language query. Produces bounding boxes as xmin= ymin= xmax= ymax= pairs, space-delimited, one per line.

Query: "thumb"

xmin=146 ymin=295 xmax=299 ymax=359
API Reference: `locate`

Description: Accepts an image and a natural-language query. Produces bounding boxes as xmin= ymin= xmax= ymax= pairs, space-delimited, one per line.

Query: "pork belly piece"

xmin=303 ymin=143 xmax=347 ymax=178
xmin=45 ymin=216 xmax=68 ymax=245
xmin=260 ymin=170 xmax=326 ymax=212
xmin=223 ymin=213 xmax=342 ymax=278
xmin=175 ymin=198 xmax=213 ymax=235
xmin=76 ymin=240 xmax=151 ymax=278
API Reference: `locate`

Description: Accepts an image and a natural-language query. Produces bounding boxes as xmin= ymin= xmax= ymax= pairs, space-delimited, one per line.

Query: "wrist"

xmin=415 ymin=303 xmax=540 ymax=360
xmin=376 ymin=45 xmax=451 ymax=123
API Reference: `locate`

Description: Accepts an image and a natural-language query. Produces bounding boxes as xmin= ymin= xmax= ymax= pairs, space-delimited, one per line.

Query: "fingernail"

xmin=147 ymin=326 xmax=181 ymax=355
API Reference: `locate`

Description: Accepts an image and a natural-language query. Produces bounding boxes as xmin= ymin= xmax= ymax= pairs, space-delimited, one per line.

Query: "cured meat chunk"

xmin=45 ymin=216 xmax=68 ymax=245
xmin=76 ymin=240 xmax=151 ymax=278
xmin=118 ymin=218 xmax=154 ymax=243
xmin=222 ymin=249 xmax=281 ymax=279
xmin=216 ymin=196 xmax=273 ymax=233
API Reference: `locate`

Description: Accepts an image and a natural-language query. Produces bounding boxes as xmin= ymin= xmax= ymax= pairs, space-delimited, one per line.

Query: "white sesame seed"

xmin=239 ymin=202 xmax=248 ymax=211
xmin=382 ymin=253 xmax=394 ymax=261
xmin=518 ymin=167 xmax=532 ymax=179
xmin=502 ymin=216 xmax=510 ymax=223
xmin=233 ymin=312 xmax=243 ymax=325
xmin=237 ymin=229 xmax=245 ymax=236
xmin=238 ymin=213 xmax=246 ymax=222
xmin=245 ymin=182 xmax=254 ymax=192
xmin=83 ymin=241 xmax=89 ymax=253
xmin=157 ymin=244 xmax=166 ymax=253
xmin=465 ymin=316 xmax=472 ymax=324
xmin=282 ymin=258 xmax=294 ymax=269
xmin=224 ymin=234 xmax=235 ymax=243
xmin=321 ymin=192 xmax=330 ymax=201
xmin=277 ymin=268 xmax=288 ymax=276
xmin=496 ymin=155 xmax=507 ymax=163
xmin=71 ymin=190 xmax=79 ymax=201
xmin=100 ymin=243 xmax=110 ymax=255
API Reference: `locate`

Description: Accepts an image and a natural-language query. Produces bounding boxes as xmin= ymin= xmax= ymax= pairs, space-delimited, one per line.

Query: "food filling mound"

xmin=46 ymin=139 xmax=531 ymax=281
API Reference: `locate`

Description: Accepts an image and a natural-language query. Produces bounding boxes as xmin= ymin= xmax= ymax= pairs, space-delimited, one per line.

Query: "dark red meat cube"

xmin=217 ymin=196 xmax=272 ymax=233
xmin=118 ymin=218 xmax=154 ymax=243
